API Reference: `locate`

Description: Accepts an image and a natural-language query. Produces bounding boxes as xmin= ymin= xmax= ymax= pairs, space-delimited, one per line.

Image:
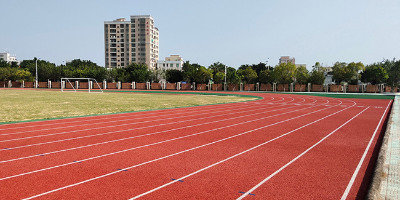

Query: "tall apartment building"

xmin=104 ymin=15 xmax=159 ymax=69
xmin=279 ymin=56 xmax=295 ymax=65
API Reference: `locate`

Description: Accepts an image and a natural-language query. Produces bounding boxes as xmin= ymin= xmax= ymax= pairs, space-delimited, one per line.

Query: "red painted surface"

xmin=0 ymin=92 xmax=392 ymax=199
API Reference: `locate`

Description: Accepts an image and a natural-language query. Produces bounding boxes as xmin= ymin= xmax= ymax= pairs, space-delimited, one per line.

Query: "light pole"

xmin=35 ymin=57 xmax=41 ymax=88
xmin=35 ymin=58 xmax=38 ymax=88
xmin=266 ymin=58 xmax=270 ymax=70
xmin=224 ymin=65 xmax=227 ymax=91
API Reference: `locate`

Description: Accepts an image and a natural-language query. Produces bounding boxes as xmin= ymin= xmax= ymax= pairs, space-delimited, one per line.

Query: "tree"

xmin=0 ymin=59 xmax=10 ymax=68
xmin=209 ymin=62 xmax=226 ymax=76
xmin=14 ymin=69 xmax=33 ymax=81
xmin=126 ymin=63 xmax=151 ymax=82
xmin=361 ymin=64 xmax=388 ymax=85
xmin=382 ymin=59 xmax=400 ymax=87
xmin=332 ymin=62 xmax=364 ymax=84
xmin=194 ymin=66 xmax=213 ymax=84
xmin=213 ymin=71 xmax=225 ymax=84
xmin=258 ymin=70 xmax=272 ymax=84
xmin=308 ymin=62 xmax=325 ymax=85
xmin=273 ymin=62 xmax=296 ymax=84
xmin=166 ymin=69 xmax=184 ymax=83
xmin=0 ymin=67 xmax=12 ymax=87
xmin=295 ymin=66 xmax=309 ymax=84
xmin=238 ymin=67 xmax=258 ymax=84
xmin=182 ymin=61 xmax=212 ymax=83
xmin=226 ymin=67 xmax=240 ymax=84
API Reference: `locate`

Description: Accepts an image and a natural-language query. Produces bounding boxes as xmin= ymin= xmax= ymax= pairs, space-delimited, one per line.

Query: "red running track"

xmin=0 ymin=92 xmax=392 ymax=199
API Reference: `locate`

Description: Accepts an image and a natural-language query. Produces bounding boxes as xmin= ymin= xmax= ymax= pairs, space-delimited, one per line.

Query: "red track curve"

xmin=0 ymin=92 xmax=392 ymax=199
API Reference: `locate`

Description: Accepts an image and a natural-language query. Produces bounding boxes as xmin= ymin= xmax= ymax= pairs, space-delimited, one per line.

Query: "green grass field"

xmin=0 ymin=89 xmax=256 ymax=123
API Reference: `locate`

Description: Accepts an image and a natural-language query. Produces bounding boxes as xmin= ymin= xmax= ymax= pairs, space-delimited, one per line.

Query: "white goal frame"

xmin=61 ymin=78 xmax=103 ymax=93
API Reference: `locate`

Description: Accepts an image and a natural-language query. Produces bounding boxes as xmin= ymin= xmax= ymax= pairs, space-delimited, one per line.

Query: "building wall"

xmin=157 ymin=55 xmax=184 ymax=71
xmin=279 ymin=56 xmax=295 ymax=65
xmin=104 ymin=15 xmax=159 ymax=70
xmin=0 ymin=53 xmax=18 ymax=63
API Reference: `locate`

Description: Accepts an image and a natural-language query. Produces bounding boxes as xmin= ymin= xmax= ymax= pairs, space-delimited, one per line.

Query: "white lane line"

xmin=21 ymin=100 xmax=347 ymax=200
xmin=237 ymin=106 xmax=370 ymax=200
xmin=128 ymin=102 xmax=357 ymax=199
xmin=0 ymin=103 xmax=299 ymax=152
xmin=0 ymin=101 xmax=285 ymax=143
xmin=0 ymin=103 xmax=323 ymax=181
xmin=0 ymin=96 xmax=270 ymax=132
xmin=340 ymin=100 xmax=392 ymax=200
xmin=0 ymin=102 xmax=323 ymax=166
xmin=0 ymin=99 xmax=269 ymax=136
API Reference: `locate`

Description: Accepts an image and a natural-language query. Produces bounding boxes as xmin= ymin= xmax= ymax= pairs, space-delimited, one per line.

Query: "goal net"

xmin=61 ymin=78 xmax=103 ymax=93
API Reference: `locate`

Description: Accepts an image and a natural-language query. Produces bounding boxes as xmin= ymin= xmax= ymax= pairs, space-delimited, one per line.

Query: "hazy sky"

xmin=1 ymin=0 xmax=399 ymax=69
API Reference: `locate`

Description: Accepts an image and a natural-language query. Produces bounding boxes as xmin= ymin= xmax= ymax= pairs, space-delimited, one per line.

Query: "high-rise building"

xmin=104 ymin=15 xmax=159 ymax=69
xmin=279 ymin=56 xmax=295 ymax=65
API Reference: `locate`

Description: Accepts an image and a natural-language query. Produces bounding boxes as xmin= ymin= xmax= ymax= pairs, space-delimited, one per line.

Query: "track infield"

xmin=0 ymin=91 xmax=393 ymax=199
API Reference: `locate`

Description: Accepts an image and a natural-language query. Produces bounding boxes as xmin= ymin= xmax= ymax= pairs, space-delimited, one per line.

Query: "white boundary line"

xmin=0 ymin=102 xmax=289 ymax=143
xmin=340 ymin=100 xmax=392 ymax=200
xmin=236 ymin=106 xmax=370 ymax=199
xmin=128 ymin=103 xmax=359 ymax=199
xmin=0 ymin=103 xmax=303 ymax=152
xmin=0 ymin=100 xmax=329 ymax=166
xmin=0 ymin=97 xmax=275 ymax=136
xmin=0 ymin=95 xmax=275 ymax=131
xmin=21 ymin=99 xmax=350 ymax=200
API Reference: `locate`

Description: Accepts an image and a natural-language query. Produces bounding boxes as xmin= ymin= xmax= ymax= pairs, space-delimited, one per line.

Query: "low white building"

xmin=157 ymin=55 xmax=184 ymax=71
xmin=0 ymin=52 xmax=18 ymax=63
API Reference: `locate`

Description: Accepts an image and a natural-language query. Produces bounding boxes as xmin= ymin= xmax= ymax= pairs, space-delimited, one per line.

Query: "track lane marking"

xmin=128 ymin=103 xmax=357 ymax=199
xmin=0 ymin=99 xmax=274 ymax=136
xmin=0 ymin=101 xmax=291 ymax=143
xmin=236 ymin=106 xmax=369 ymax=199
xmin=340 ymin=100 xmax=392 ymax=200
xmin=0 ymin=95 xmax=275 ymax=132
xmin=19 ymin=100 xmax=345 ymax=199
xmin=0 ymin=102 xmax=332 ymax=180
xmin=0 ymin=103 xmax=302 ymax=153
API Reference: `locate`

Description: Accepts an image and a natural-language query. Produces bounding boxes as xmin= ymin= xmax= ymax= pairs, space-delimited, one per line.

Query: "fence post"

xmin=290 ymin=83 xmax=294 ymax=92
xmin=48 ymin=80 xmax=52 ymax=89
xmin=192 ymin=82 xmax=196 ymax=91
xmin=146 ymin=82 xmax=150 ymax=90
xmin=103 ymin=80 xmax=107 ymax=89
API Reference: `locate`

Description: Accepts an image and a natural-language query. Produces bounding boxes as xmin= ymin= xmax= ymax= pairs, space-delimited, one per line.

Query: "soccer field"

xmin=0 ymin=89 xmax=256 ymax=123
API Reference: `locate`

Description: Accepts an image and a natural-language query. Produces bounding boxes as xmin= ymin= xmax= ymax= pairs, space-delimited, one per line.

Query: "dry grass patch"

xmin=0 ymin=89 xmax=255 ymax=123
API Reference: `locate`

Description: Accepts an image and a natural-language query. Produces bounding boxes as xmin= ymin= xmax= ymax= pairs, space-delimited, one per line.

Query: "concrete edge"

xmin=368 ymin=96 xmax=398 ymax=200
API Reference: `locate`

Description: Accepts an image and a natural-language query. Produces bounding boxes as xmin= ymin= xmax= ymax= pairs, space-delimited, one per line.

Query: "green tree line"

xmin=1 ymin=58 xmax=400 ymax=87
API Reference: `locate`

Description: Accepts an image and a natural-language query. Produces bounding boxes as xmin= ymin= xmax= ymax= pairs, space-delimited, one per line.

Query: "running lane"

xmin=0 ymin=92 xmax=391 ymax=199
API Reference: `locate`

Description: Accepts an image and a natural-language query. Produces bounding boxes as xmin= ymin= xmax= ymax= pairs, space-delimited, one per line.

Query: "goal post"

xmin=61 ymin=78 xmax=103 ymax=93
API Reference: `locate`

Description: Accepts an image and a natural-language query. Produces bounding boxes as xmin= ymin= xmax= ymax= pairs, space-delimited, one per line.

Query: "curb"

xmin=369 ymin=96 xmax=399 ymax=199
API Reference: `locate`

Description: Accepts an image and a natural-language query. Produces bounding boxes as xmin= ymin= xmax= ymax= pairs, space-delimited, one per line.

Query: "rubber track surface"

xmin=0 ymin=92 xmax=392 ymax=199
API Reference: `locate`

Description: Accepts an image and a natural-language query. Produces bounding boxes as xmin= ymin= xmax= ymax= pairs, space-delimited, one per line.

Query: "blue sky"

xmin=1 ymin=0 xmax=399 ymax=69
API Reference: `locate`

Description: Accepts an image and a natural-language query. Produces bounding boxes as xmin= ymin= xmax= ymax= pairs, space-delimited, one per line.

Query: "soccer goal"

xmin=61 ymin=78 xmax=103 ymax=93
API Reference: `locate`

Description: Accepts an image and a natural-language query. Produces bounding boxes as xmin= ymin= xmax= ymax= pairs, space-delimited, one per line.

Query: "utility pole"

xmin=224 ymin=65 xmax=227 ymax=91
xmin=35 ymin=58 xmax=38 ymax=88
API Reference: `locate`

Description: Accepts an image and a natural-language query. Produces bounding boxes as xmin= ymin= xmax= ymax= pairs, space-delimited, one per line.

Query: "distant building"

xmin=104 ymin=15 xmax=159 ymax=69
xmin=295 ymin=64 xmax=307 ymax=68
xmin=157 ymin=55 xmax=184 ymax=71
xmin=0 ymin=52 xmax=18 ymax=63
xmin=279 ymin=56 xmax=295 ymax=65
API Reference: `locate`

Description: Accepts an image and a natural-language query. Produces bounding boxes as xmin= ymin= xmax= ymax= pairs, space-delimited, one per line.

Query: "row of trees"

xmin=165 ymin=61 xmax=325 ymax=85
xmin=1 ymin=58 xmax=400 ymax=87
